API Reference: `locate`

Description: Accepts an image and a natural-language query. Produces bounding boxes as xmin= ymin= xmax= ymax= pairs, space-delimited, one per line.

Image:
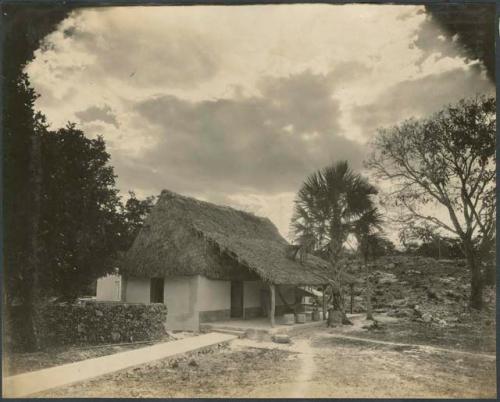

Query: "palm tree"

xmin=291 ymin=161 xmax=379 ymax=321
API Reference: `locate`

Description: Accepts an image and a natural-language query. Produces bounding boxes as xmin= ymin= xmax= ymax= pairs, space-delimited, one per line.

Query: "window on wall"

xmin=150 ymin=278 xmax=164 ymax=303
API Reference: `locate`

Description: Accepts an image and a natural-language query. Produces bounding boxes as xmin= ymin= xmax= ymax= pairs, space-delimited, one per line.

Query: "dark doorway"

xmin=150 ymin=277 xmax=164 ymax=303
xmin=230 ymin=281 xmax=244 ymax=318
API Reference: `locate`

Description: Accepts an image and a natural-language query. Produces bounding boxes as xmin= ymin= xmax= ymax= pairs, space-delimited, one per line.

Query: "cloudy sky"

xmin=26 ymin=4 xmax=494 ymax=241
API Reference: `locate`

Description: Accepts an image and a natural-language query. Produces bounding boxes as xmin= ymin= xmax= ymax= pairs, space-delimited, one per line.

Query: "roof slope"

xmin=122 ymin=190 xmax=332 ymax=285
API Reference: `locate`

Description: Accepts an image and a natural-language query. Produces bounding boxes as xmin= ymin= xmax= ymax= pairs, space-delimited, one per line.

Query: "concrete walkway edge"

xmin=3 ymin=332 xmax=237 ymax=398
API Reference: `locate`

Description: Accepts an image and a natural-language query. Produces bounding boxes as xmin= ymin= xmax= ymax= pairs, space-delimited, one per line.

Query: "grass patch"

xmin=348 ymin=319 xmax=496 ymax=353
xmin=3 ymin=337 xmax=173 ymax=376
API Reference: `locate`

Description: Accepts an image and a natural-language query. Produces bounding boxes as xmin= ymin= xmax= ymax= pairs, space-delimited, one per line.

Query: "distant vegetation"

xmin=367 ymin=96 xmax=495 ymax=310
xmin=292 ymin=96 xmax=495 ymax=314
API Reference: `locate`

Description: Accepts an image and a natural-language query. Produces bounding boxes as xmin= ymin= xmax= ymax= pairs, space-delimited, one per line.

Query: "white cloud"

xmin=25 ymin=4 xmax=494 ymax=242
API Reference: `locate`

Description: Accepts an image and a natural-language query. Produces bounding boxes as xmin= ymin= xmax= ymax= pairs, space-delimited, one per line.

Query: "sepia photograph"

xmin=2 ymin=1 xmax=497 ymax=398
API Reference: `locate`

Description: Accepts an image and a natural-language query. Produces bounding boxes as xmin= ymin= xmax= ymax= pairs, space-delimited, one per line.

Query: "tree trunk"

xmin=365 ymin=261 xmax=374 ymax=320
xmin=22 ymin=286 xmax=38 ymax=351
xmin=328 ymin=253 xmax=352 ymax=325
xmin=331 ymin=284 xmax=342 ymax=310
xmin=349 ymin=284 xmax=354 ymax=314
xmin=269 ymin=284 xmax=275 ymax=327
xmin=330 ymin=283 xmax=352 ymax=325
xmin=329 ymin=261 xmax=345 ymax=313
xmin=24 ymin=128 xmax=43 ymax=351
xmin=322 ymin=285 xmax=327 ymax=319
xmin=464 ymin=241 xmax=483 ymax=310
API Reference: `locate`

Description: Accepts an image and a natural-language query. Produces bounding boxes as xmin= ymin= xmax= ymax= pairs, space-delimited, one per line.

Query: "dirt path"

xmin=309 ymin=331 xmax=496 ymax=398
xmin=291 ymin=339 xmax=315 ymax=397
xmin=326 ymin=333 xmax=496 ymax=359
xmin=32 ymin=326 xmax=496 ymax=398
xmin=243 ymin=339 xmax=316 ymax=398
xmin=236 ymin=329 xmax=496 ymax=399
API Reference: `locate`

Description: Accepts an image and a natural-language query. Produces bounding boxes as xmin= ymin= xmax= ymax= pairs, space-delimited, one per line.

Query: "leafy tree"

xmin=416 ymin=238 xmax=463 ymax=260
xmin=366 ymin=96 xmax=495 ymax=310
xmin=39 ymin=124 xmax=127 ymax=301
xmin=3 ymin=74 xmax=47 ymax=349
xmin=7 ymin=117 xmax=156 ymax=345
xmin=400 ymin=224 xmax=463 ymax=259
xmin=3 ymin=4 xmax=75 ymax=350
xmin=290 ymin=161 xmax=379 ymax=320
xmin=120 ymin=192 xmax=156 ymax=250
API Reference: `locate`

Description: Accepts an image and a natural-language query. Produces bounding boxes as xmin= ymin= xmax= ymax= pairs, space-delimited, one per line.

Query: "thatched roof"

xmin=121 ymin=190 xmax=333 ymax=285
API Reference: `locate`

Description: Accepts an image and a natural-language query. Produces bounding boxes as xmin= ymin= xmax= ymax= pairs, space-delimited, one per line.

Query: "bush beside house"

xmin=8 ymin=302 xmax=168 ymax=350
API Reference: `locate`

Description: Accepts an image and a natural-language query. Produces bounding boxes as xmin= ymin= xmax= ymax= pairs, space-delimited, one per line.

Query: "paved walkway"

xmin=3 ymin=332 xmax=237 ymax=398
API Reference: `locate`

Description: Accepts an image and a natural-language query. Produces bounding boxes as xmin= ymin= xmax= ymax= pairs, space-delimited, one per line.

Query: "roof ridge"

xmin=159 ymin=189 xmax=275 ymax=224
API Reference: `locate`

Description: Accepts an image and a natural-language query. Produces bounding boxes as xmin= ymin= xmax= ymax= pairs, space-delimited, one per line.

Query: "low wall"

xmin=38 ymin=302 xmax=168 ymax=347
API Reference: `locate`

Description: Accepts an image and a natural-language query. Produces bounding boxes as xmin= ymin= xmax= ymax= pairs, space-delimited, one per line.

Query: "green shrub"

xmin=38 ymin=302 xmax=167 ymax=348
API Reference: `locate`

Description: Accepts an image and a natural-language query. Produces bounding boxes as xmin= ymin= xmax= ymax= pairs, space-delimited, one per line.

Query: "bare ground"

xmin=344 ymin=312 xmax=496 ymax=354
xmin=31 ymin=316 xmax=496 ymax=398
xmin=34 ymin=343 xmax=300 ymax=398
xmin=2 ymin=332 xmax=197 ymax=376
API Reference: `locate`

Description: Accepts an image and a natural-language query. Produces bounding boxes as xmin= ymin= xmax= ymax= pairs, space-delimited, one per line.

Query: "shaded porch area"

xmin=211 ymin=281 xmax=329 ymax=330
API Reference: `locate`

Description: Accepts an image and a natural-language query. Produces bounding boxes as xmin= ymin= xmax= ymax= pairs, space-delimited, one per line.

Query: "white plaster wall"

xmin=125 ymin=277 xmax=151 ymax=303
xmin=197 ymin=276 xmax=230 ymax=311
xmin=164 ymin=275 xmax=199 ymax=331
xmin=96 ymin=274 xmax=122 ymax=301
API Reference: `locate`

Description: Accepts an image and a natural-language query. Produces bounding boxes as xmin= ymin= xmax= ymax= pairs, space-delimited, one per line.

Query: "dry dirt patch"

xmin=343 ymin=314 xmax=496 ymax=354
xmin=15 ymin=317 xmax=497 ymax=399
xmin=310 ymin=334 xmax=496 ymax=398
xmin=4 ymin=343 xmax=149 ymax=377
xmin=3 ymin=332 xmax=196 ymax=376
xmin=33 ymin=343 xmax=298 ymax=397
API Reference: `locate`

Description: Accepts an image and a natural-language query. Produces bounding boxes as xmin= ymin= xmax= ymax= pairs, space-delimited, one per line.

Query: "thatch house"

xmin=97 ymin=190 xmax=333 ymax=330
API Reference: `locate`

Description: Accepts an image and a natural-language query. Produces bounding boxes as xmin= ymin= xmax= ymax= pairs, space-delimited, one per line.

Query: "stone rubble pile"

xmin=343 ymin=255 xmax=488 ymax=326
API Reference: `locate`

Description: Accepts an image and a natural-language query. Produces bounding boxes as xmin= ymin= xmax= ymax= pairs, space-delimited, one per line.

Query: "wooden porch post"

xmin=269 ymin=284 xmax=275 ymax=327
xmin=350 ymin=283 xmax=354 ymax=314
xmin=322 ymin=285 xmax=327 ymax=319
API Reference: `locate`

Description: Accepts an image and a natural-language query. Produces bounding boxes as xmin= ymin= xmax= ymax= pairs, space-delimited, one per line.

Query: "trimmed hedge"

xmin=39 ymin=302 xmax=168 ymax=348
